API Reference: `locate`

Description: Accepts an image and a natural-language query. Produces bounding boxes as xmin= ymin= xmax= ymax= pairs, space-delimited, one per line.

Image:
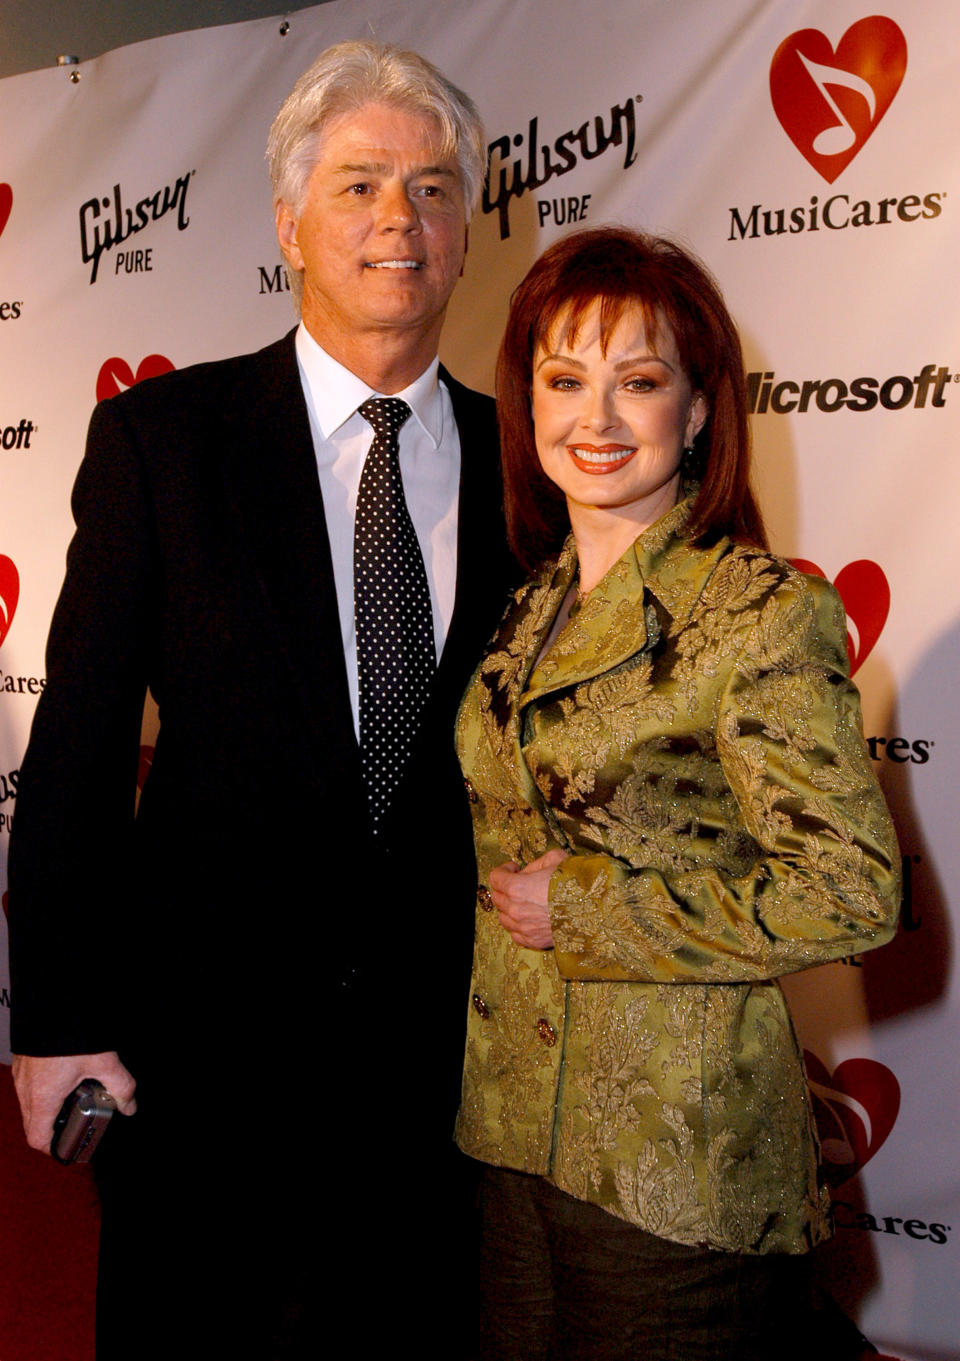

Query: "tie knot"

xmin=358 ymin=397 xmax=411 ymax=444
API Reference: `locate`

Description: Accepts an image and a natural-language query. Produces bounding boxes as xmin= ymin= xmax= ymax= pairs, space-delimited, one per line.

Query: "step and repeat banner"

xmin=0 ymin=2 xmax=956 ymax=1355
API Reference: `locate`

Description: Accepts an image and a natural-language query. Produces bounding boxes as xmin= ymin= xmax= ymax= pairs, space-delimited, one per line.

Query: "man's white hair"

xmin=267 ymin=41 xmax=486 ymax=310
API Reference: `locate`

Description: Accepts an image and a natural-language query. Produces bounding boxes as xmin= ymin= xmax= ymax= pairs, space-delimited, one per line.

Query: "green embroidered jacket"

xmin=455 ymin=499 xmax=900 ymax=1254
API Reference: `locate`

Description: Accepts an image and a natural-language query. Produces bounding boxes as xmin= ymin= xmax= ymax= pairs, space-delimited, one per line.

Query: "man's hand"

xmin=12 ymin=1052 xmax=137 ymax=1154
xmin=489 ymin=848 xmax=569 ymax=949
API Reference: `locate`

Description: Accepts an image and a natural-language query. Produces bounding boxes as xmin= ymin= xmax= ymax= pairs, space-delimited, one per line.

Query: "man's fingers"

xmin=11 ymin=1052 xmax=137 ymax=1153
xmin=107 ymin=1071 xmax=138 ymax=1115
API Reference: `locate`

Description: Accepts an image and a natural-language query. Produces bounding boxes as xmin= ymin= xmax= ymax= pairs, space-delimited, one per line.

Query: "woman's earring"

xmin=681 ymin=443 xmax=704 ymax=480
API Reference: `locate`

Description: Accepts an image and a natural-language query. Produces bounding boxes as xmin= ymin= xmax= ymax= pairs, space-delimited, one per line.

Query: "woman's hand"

xmin=489 ymin=849 xmax=569 ymax=949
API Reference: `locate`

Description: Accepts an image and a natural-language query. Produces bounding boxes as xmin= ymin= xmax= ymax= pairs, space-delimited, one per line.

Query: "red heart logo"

xmin=0 ymin=554 xmax=20 ymax=648
xmin=790 ymin=558 xmax=889 ymax=677
xmin=770 ymin=18 xmax=907 ymax=182
xmin=96 ymin=354 xmax=175 ymax=402
xmin=0 ymin=183 xmax=11 ymax=238
xmin=804 ymin=1050 xmax=900 ymax=1185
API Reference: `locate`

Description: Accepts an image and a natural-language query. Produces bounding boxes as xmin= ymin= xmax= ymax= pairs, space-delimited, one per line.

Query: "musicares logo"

xmin=770 ymin=17 xmax=907 ymax=181
xmin=790 ymin=558 xmax=888 ymax=676
xmin=729 ymin=20 xmax=932 ymax=242
xmin=0 ymin=183 xmax=12 ymax=238
xmin=96 ymin=355 xmax=175 ymax=402
xmin=0 ymin=555 xmax=19 ymax=648
xmin=805 ymin=1049 xmax=900 ymax=1185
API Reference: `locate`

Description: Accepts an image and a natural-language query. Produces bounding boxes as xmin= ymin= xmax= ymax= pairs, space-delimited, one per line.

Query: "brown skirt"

xmin=478 ymin=1166 xmax=862 ymax=1361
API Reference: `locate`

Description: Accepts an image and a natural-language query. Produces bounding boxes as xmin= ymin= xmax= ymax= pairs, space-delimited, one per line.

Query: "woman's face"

xmin=532 ymin=302 xmax=706 ymax=528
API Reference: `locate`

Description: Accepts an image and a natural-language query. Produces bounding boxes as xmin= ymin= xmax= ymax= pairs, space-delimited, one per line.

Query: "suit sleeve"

xmin=548 ymin=575 xmax=901 ymax=983
xmin=8 ymin=398 xmax=157 ymax=1054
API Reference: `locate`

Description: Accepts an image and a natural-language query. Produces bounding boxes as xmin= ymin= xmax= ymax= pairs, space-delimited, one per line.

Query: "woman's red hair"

xmin=496 ymin=227 xmax=767 ymax=571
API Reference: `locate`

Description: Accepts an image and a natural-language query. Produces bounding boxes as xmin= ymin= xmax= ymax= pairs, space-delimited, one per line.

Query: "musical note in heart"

xmin=804 ymin=1050 xmax=900 ymax=1184
xmin=790 ymin=558 xmax=889 ymax=677
xmin=0 ymin=555 xmax=19 ymax=648
xmin=796 ymin=51 xmax=877 ymax=157
xmin=770 ymin=18 xmax=907 ymax=182
xmin=96 ymin=355 xmax=174 ymax=402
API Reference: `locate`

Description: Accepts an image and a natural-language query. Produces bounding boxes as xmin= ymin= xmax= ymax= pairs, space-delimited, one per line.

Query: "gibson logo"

xmin=80 ymin=171 xmax=193 ymax=284
xmin=484 ymin=96 xmax=641 ymax=240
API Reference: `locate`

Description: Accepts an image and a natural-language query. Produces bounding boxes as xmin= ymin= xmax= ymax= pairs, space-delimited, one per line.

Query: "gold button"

xmin=472 ymin=994 xmax=490 ymax=1019
xmin=536 ymin=1018 xmax=557 ymax=1046
xmin=477 ymin=886 xmax=494 ymax=912
xmin=464 ymin=778 xmax=478 ymax=804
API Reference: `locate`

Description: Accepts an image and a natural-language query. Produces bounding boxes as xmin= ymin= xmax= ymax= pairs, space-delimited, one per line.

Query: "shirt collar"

xmin=295 ymin=321 xmax=444 ymax=447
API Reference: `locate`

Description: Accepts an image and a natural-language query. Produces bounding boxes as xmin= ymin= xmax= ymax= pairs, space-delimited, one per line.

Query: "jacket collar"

xmin=520 ymin=496 xmax=727 ymax=706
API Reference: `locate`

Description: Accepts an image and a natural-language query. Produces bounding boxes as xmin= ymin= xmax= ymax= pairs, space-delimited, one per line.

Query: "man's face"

xmin=276 ymin=102 xmax=468 ymax=359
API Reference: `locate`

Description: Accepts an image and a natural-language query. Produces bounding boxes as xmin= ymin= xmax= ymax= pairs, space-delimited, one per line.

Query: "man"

xmin=9 ymin=42 xmax=512 ymax=1356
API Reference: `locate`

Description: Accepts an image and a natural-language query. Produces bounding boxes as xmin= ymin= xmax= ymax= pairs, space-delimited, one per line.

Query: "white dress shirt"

xmin=295 ymin=322 xmax=461 ymax=738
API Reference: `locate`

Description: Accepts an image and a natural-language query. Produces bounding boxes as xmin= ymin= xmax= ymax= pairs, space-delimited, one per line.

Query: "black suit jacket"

xmin=9 ymin=330 xmax=513 ymax=1128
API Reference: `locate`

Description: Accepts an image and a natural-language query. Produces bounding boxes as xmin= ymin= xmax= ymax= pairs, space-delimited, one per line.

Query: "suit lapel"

xmin=218 ymin=347 xmax=509 ymax=839
xmin=376 ymin=369 xmax=510 ymax=843
xmin=219 ymin=330 xmax=359 ymax=777
xmin=432 ymin=370 xmax=511 ymax=708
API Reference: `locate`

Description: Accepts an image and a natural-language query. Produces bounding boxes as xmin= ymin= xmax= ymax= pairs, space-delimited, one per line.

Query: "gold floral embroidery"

xmin=456 ymin=505 xmax=899 ymax=1255
xmin=554 ymin=986 xmax=657 ymax=1199
xmin=671 ymin=551 xmax=782 ymax=713
xmin=612 ymin=1104 xmax=704 ymax=1240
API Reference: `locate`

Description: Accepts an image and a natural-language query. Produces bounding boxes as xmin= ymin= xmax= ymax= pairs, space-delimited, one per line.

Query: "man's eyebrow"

xmin=333 ymin=161 xmax=457 ymax=178
xmin=335 ymin=161 xmax=390 ymax=175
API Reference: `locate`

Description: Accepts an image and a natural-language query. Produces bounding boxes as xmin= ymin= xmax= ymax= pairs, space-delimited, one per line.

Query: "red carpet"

xmin=0 ymin=1060 xmax=903 ymax=1360
xmin=0 ymin=1062 xmax=98 ymax=1361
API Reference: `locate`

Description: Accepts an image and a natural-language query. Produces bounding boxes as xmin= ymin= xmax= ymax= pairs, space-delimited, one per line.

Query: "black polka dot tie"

xmin=354 ymin=397 xmax=436 ymax=832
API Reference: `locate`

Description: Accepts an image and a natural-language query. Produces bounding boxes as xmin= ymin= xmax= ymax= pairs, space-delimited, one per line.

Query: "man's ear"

xmin=275 ymin=200 xmax=304 ymax=271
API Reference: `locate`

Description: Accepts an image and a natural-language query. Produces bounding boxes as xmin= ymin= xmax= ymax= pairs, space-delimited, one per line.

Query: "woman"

xmin=455 ymin=227 xmax=899 ymax=1359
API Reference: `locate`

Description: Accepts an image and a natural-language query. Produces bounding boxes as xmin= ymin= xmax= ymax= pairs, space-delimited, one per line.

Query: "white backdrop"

xmin=0 ymin=3 xmax=956 ymax=1356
